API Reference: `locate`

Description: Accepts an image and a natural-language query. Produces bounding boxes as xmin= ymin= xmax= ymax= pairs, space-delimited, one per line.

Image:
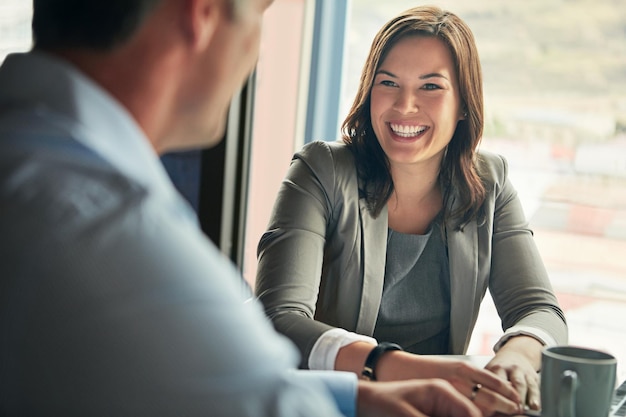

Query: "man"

xmin=0 ymin=0 xmax=483 ymax=416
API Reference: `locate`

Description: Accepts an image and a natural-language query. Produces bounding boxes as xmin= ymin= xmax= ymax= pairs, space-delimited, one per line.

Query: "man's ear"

xmin=183 ymin=0 xmax=223 ymax=52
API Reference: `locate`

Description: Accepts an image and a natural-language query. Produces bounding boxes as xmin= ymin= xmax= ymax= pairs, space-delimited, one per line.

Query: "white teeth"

xmin=389 ymin=123 xmax=426 ymax=137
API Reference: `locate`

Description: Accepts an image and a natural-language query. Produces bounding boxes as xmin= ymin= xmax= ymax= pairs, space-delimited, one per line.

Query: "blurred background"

xmin=343 ymin=0 xmax=626 ymax=380
xmin=249 ymin=0 xmax=626 ymax=381
xmin=3 ymin=0 xmax=625 ymax=381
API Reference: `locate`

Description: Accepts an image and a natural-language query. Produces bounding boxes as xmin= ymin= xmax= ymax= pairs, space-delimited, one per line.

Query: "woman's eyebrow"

xmin=375 ymin=70 xmax=450 ymax=81
xmin=375 ymin=69 xmax=397 ymax=78
xmin=419 ymin=72 xmax=450 ymax=81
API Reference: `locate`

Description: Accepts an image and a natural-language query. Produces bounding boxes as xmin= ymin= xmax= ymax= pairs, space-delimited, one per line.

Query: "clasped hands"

xmin=372 ymin=347 xmax=541 ymax=417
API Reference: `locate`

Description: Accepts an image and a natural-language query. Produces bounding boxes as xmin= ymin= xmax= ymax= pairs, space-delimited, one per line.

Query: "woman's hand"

xmin=357 ymin=378 xmax=482 ymax=417
xmin=374 ymin=351 xmax=523 ymax=416
xmin=335 ymin=341 xmax=525 ymax=416
xmin=485 ymin=335 xmax=544 ymax=410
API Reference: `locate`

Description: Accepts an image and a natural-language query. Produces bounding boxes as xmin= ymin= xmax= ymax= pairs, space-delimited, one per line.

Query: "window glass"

xmin=243 ymin=0 xmax=311 ymax=286
xmin=0 ymin=1 xmax=32 ymax=63
xmin=344 ymin=0 xmax=626 ymax=379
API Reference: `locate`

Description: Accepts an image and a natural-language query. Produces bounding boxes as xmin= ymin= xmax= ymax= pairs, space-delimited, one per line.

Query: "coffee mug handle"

xmin=558 ymin=370 xmax=579 ymax=417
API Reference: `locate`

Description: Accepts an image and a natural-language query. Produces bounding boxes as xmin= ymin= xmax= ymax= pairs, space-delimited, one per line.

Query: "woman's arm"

xmin=255 ymin=141 xmax=343 ymax=367
xmin=481 ymin=152 xmax=568 ymax=407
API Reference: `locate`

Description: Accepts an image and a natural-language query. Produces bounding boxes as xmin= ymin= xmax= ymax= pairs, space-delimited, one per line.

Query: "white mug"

xmin=541 ymin=345 xmax=617 ymax=417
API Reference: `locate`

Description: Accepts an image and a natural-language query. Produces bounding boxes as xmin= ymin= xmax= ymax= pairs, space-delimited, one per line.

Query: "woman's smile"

xmin=388 ymin=122 xmax=430 ymax=140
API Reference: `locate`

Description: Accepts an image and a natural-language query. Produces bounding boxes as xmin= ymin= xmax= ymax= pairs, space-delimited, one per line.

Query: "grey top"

xmin=256 ymin=140 xmax=568 ymax=368
xmin=374 ymin=222 xmax=451 ymax=354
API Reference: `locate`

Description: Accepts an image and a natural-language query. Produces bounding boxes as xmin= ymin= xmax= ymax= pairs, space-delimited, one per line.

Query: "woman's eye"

xmin=380 ymin=80 xmax=398 ymax=87
xmin=422 ymin=83 xmax=441 ymax=90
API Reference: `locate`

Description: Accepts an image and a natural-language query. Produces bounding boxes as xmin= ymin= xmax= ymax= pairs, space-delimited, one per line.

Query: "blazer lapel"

xmin=355 ymin=199 xmax=388 ymax=335
xmin=446 ymin=200 xmax=480 ymax=354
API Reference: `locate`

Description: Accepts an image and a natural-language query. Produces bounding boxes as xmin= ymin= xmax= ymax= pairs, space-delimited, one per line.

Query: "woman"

xmin=255 ymin=5 xmax=567 ymax=414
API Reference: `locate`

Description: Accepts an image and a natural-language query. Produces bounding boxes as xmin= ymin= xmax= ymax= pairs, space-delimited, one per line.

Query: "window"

xmin=0 ymin=1 xmax=32 ymax=63
xmin=341 ymin=0 xmax=626 ymax=379
xmin=245 ymin=0 xmax=626 ymax=380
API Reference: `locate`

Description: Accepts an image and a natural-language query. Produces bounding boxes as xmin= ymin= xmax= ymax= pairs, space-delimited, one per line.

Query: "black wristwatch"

xmin=361 ymin=342 xmax=403 ymax=381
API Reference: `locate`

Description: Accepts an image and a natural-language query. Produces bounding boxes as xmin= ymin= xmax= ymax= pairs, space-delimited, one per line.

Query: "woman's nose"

xmin=393 ymin=89 xmax=419 ymax=114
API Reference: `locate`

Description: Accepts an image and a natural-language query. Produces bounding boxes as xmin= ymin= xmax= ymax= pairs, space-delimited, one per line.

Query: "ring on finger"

xmin=470 ymin=383 xmax=482 ymax=401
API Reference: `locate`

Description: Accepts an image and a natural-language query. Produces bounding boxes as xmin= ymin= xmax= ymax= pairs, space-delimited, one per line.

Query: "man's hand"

xmin=357 ymin=378 xmax=482 ymax=417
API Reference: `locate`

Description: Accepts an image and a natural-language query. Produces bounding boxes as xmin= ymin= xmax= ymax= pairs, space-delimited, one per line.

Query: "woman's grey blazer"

xmin=256 ymin=140 xmax=567 ymax=368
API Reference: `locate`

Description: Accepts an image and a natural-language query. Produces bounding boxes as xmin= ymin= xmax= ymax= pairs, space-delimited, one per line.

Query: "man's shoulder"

xmin=0 ymin=126 xmax=145 ymax=241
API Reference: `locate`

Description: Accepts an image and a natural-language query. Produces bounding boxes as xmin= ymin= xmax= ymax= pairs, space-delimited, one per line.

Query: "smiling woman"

xmin=341 ymin=0 xmax=626 ymax=382
xmin=369 ymin=36 xmax=464 ymax=236
xmin=254 ymin=5 xmax=566 ymax=413
xmin=370 ymin=36 xmax=463 ymax=164
xmin=369 ymin=35 xmax=463 ymax=236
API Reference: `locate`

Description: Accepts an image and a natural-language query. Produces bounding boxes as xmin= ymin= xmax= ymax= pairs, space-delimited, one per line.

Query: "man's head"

xmin=32 ymin=0 xmax=274 ymax=154
xmin=32 ymin=0 xmax=163 ymax=51
xmin=32 ymin=0 xmax=257 ymax=52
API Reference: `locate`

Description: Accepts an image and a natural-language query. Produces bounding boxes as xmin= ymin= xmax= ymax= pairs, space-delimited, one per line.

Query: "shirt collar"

xmin=0 ymin=51 xmax=174 ymax=193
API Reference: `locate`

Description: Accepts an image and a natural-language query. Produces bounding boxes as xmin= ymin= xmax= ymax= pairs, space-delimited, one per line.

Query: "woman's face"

xmin=370 ymin=35 xmax=464 ymax=169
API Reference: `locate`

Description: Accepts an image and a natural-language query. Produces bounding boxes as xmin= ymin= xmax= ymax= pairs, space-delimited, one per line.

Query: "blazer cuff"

xmin=493 ymin=325 xmax=558 ymax=352
xmin=309 ymin=328 xmax=377 ymax=370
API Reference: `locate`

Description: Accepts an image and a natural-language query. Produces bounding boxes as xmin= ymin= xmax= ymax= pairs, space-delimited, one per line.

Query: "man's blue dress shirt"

xmin=0 ymin=51 xmax=356 ymax=417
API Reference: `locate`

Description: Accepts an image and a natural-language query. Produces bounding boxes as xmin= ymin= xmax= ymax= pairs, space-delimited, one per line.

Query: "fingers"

xmin=461 ymin=363 xmax=521 ymax=403
xmin=487 ymin=362 xmax=541 ymax=410
xmin=526 ymin=382 xmax=541 ymax=411
xmin=524 ymin=372 xmax=541 ymax=410
xmin=443 ymin=363 xmax=522 ymax=415
xmin=418 ymin=379 xmax=484 ymax=417
xmin=468 ymin=383 xmax=522 ymax=416
xmin=358 ymin=379 xmax=483 ymax=417
xmin=470 ymin=383 xmax=482 ymax=401
xmin=487 ymin=363 xmax=508 ymax=381
xmin=507 ymin=367 xmax=529 ymax=408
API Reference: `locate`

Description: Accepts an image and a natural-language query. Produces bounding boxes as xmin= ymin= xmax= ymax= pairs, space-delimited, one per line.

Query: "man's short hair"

xmin=32 ymin=0 xmax=163 ymax=51
xmin=32 ymin=0 xmax=251 ymax=51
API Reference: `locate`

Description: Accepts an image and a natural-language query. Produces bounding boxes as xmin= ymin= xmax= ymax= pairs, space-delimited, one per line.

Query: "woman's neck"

xmin=387 ymin=161 xmax=443 ymax=234
xmin=389 ymin=157 xmax=441 ymax=203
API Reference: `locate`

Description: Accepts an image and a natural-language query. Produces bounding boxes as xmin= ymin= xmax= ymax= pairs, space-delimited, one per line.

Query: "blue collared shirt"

xmin=0 ymin=51 xmax=356 ymax=417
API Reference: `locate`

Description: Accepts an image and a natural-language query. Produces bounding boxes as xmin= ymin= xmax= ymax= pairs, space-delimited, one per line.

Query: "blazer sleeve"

xmin=479 ymin=152 xmax=568 ymax=347
xmin=255 ymin=141 xmax=343 ymax=368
